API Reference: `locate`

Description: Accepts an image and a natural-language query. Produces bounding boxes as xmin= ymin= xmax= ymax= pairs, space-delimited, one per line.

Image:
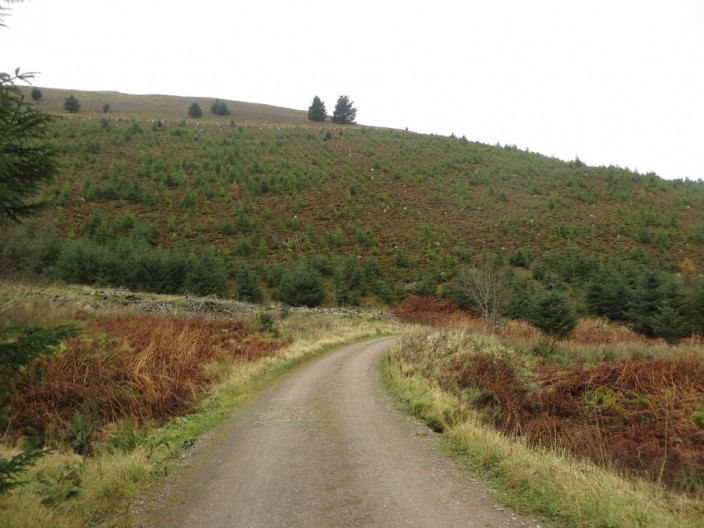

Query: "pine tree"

xmin=185 ymin=249 xmax=227 ymax=297
xmin=0 ymin=71 xmax=58 ymax=225
xmin=279 ymin=262 xmax=324 ymax=307
xmin=188 ymin=102 xmax=202 ymax=118
xmin=307 ymin=95 xmax=327 ymax=122
xmin=586 ymin=269 xmax=632 ymax=321
xmin=527 ymin=290 xmax=577 ymax=339
xmin=331 ymin=95 xmax=357 ymax=124
xmin=234 ymin=262 xmax=263 ymax=303
xmin=63 ymin=94 xmax=80 ymax=113
xmin=650 ymin=301 xmax=691 ymax=344
xmin=628 ymin=270 xmax=693 ymax=339
xmin=210 ymin=99 xmax=230 ymax=116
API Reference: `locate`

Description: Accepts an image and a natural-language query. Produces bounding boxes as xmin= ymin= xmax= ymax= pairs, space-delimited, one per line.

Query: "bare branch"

xmin=457 ymin=255 xmax=510 ymax=331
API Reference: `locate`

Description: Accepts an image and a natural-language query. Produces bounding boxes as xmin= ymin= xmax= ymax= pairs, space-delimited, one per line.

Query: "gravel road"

xmin=139 ymin=337 xmax=541 ymax=528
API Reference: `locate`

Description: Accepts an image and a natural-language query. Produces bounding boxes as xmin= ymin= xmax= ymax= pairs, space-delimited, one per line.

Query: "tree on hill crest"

xmin=188 ymin=102 xmax=203 ymax=118
xmin=307 ymin=95 xmax=326 ymax=122
xmin=63 ymin=94 xmax=80 ymax=113
xmin=210 ymin=99 xmax=230 ymax=116
xmin=331 ymin=95 xmax=356 ymax=125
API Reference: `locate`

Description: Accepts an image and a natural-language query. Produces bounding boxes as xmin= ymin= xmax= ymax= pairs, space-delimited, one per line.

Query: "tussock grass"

xmin=0 ymin=281 xmax=79 ymax=327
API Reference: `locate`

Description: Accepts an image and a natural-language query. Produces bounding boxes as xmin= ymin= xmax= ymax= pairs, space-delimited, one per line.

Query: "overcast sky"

xmin=2 ymin=0 xmax=703 ymax=181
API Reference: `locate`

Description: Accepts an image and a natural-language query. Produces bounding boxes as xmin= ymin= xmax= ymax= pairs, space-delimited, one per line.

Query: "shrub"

xmin=279 ymin=262 xmax=324 ymax=307
xmin=210 ymin=99 xmax=230 ymax=116
xmin=188 ymin=102 xmax=202 ymax=118
xmin=63 ymin=94 xmax=80 ymax=113
xmin=526 ymin=290 xmax=577 ymax=339
xmin=184 ymin=249 xmax=227 ymax=297
xmin=234 ymin=262 xmax=262 ymax=303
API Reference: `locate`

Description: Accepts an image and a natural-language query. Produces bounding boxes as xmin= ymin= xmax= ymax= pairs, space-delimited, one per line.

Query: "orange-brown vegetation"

xmin=528 ymin=358 xmax=704 ymax=489
xmin=449 ymin=354 xmax=704 ymax=490
xmin=9 ymin=315 xmax=287 ymax=440
xmin=393 ymin=296 xmax=704 ymax=492
xmin=393 ymin=295 xmax=687 ymax=346
xmin=391 ymin=295 xmax=539 ymax=340
xmin=391 ymin=295 xmax=466 ymax=327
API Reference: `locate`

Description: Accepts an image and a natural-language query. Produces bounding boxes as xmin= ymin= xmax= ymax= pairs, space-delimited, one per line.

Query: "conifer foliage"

xmin=210 ymin=98 xmax=230 ymax=116
xmin=279 ymin=261 xmax=325 ymax=307
xmin=188 ymin=102 xmax=202 ymax=118
xmin=307 ymin=95 xmax=327 ymax=122
xmin=525 ymin=289 xmax=577 ymax=339
xmin=0 ymin=71 xmax=58 ymax=225
xmin=331 ymin=95 xmax=357 ymax=124
xmin=63 ymin=94 xmax=80 ymax=113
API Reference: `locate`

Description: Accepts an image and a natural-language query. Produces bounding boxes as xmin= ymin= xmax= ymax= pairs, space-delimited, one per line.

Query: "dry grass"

xmin=383 ymin=342 xmax=704 ymax=527
xmin=0 ymin=284 xmax=408 ymax=528
xmin=7 ymin=315 xmax=288 ymax=442
xmin=389 ymin=329 xmax=704 ymax=494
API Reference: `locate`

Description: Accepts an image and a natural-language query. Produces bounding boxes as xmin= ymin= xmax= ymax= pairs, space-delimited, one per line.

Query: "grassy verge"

xmin=0 ymin=286 xmax=407 ymax=528
xmin=380 ymin=332 xmax=703 ymax=528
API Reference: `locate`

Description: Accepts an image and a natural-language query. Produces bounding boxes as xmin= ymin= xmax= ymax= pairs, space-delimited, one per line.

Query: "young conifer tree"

xmin=331 ymin=95 xmax=357 ymax=124
xmin=307 ymin=95 xmax=327 ymax=122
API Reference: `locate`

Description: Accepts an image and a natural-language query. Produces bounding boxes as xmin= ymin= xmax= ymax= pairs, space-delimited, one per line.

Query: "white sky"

xmin=2 ymin=0 xmax=703 ymax=181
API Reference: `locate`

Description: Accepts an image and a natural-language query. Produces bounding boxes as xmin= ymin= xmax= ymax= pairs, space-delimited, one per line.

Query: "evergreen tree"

xmin=210 ymin=99 xmax=230 ymax=116
xmin=650 ymin=301 xmax=691 ymax=344
xmin=234 ymin=262 xmax=263 ymax=303
xmin=279 ymin=261 xmax=324 ymax=307
xmin=331 ymin=95 xmax=357 ymax=124
xmin=63 ymin=94 xmax=80 ymax=113
xmin=693 ymin=278 xmax=704 ymax=335
xmin=102 ymin=102 xmax=110 ymax=113
xmin=0 ymin=71 xmax=58 ymax=226
xmin=625 ymin=269 xmax=694 ymax=340
xmin=184 ymin=249 xmax=227 ymax=297
xmin=159 ymin=251 xmax=189 ymax=294
xmin=188 ymin=102 xmax=202 ymax=118
xmin=526 ymin=290 xmax=577 ymax=339
xmin=307 ymin=95 xmax=327 ymax=122
xmin=586 ymin=269 xmax=632 ymax=321
xmin=30 ymin=87 xmax=41 ymax=101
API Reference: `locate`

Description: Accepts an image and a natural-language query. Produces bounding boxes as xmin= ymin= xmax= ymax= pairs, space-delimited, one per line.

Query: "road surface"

xmin=139 ymin=337 xmax=540 ymax=527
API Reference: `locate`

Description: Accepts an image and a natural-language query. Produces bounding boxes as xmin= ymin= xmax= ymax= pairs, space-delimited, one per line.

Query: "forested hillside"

xmin=7 ymin=88 xmax=704 ymax=340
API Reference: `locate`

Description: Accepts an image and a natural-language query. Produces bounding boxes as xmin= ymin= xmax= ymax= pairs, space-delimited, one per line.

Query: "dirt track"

xmin=139 ymin=337 xmax=540 ymax=527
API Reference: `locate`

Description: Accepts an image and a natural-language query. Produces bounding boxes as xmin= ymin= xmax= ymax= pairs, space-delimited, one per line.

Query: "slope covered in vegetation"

xmin=6 ymin=88 xmax=704 ymax=340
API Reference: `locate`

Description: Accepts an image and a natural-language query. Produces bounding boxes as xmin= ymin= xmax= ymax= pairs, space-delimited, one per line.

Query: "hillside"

xmin=19 ymin=86 xmax=308 ymax=123
xmin=7 ymin=88 xmax=704 ymax=319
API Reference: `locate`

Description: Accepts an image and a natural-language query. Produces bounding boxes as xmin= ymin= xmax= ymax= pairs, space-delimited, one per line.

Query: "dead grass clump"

xmin=8 ymin=315 xmax=287 ymax=441
xmin=571 ymin=318 xmax=654 ymax=346
xmin=392 ymin=296 xmax=539 ymax=339
xmin=396 ymin=330 xmax=704 ymax=493
xmin=529 ymin=357 xmax=704 ymax=489
xmin=391 ymin=295 xmax=465 ymax=326
xmin=449 ymin=353 xmax=529 ymax=431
